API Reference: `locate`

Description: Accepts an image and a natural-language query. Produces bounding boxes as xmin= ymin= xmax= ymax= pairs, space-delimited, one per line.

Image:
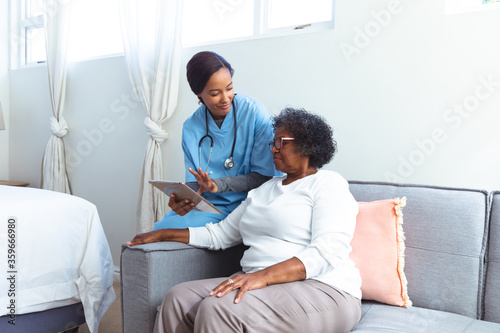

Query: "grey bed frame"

xmin=0 ymin=302 xmax=85 ymax=333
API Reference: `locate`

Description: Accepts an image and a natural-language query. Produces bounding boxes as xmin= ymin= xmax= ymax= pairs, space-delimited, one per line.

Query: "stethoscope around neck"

xmin=198 ymin=99 xmax=237 ymax=172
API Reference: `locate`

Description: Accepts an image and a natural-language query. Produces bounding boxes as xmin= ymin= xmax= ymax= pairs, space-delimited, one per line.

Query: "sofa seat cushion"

xmin=352 ymin=302 xmax=500 ymax=333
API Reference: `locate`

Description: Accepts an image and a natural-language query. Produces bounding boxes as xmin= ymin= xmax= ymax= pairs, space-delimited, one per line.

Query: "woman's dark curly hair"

xmin=272 ymin=108 xmax=337 ymax=169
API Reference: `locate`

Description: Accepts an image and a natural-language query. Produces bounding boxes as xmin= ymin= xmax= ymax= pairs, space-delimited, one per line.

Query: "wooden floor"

xmin=78 ymin=282 xmax=122 ymax=333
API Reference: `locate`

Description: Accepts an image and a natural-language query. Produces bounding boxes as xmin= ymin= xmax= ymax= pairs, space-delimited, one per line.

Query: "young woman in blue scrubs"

xmin=152 ymin=51 xmax=279 ymax=230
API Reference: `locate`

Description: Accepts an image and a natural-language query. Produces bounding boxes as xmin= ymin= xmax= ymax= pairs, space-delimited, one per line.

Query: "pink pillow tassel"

xmin=395 ymin=197 xmax=412 ymax=308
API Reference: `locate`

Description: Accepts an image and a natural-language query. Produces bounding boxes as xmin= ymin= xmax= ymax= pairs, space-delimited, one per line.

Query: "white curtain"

xmin=40 ymin=0 xmax=72 ymax=194
xmin=119 ymin=0 xmax=183 ymax=233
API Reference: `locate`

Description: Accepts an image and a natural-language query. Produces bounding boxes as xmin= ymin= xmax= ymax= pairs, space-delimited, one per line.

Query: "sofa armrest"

xmin=120 ymin=242 xmax=245 ymax=333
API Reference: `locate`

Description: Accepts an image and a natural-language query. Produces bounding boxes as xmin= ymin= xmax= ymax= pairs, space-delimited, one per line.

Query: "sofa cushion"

xmin=484 ymin=191 xmax=500 ymax=323
xmin=350 ymin=198 xmax=411 ymax=307
xmin=348 ymin=181 xmax=489 ymax=319
xmin=352 ymin=302 xmax=500 ymax=332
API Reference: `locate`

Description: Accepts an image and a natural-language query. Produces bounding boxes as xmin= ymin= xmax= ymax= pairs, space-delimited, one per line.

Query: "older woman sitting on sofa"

xmin=127 ymin=108 xmax=362 ymax=333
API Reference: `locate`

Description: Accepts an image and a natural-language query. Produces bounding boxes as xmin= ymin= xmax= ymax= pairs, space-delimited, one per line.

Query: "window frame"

xmin=22 ymin=14 xmax=45 ymax=65
xmin=181 ymin=0 xmax=336 ymax=47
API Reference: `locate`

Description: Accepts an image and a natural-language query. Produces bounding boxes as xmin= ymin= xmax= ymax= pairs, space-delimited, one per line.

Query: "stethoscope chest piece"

xmin=224 ymin=157 xmax=234 ymax=170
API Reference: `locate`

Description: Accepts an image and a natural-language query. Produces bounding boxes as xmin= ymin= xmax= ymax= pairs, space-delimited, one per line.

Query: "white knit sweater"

xmin=189 ymin=170 xmax=361 ymax=299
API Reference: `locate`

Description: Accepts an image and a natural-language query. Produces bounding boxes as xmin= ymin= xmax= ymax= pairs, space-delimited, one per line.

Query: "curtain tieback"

xmin=50 ymin=116 xmax=68 ymax=138
xmin=144 ymin=117 xmax=168 ymax=144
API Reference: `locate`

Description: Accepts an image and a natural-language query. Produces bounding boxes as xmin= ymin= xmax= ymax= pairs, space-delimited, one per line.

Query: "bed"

xmin=0 ymin=185 xmax=116 ymax=332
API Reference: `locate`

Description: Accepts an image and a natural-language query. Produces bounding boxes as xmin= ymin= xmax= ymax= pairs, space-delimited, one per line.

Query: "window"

xmin=11 ymin=0 xmax=334 ymax=67
xmin=181 ymin=0 xmax=335 ymax=46
xmin=24 ymin=0 xmax=45 ymax=64
xmin=266 ymin=0 xmax=333 ymax=30
xmin=9 ymin=0 xmax=46 ymax=66
xmin=445 ymin=0 xmax=500 ymax=14
xmin=68 ymin=0 xmax=123 ymax=62
xmin=11 ymin=0 xmax=123 ymax=67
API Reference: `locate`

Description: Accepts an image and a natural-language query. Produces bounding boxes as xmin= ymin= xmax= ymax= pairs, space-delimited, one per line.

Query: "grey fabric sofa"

xmin=120 ymin=181 xmax=500 ymax=332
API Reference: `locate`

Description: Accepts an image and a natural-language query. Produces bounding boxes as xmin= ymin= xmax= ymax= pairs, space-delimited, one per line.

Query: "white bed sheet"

xmin=0 ymin=185 xmax=116 ymax=332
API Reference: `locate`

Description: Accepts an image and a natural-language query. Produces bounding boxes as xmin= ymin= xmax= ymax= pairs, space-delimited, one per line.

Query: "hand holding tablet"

xmin=149 ymin=180 xmax=222 ymax=214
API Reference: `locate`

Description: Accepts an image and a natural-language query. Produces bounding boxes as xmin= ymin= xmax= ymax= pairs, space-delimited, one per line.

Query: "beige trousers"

xmin=154 ymin=276 xmax=361 ymax=333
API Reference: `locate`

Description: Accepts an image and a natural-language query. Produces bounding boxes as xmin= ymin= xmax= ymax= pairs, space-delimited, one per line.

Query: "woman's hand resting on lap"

xmin=210 ymin=271 xmax=269 ymax=304
xmin=210 ymin=257 xmax=307 ymax=304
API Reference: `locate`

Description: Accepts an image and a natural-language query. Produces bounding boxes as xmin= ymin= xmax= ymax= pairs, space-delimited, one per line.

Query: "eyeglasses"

xmin=269 ymin=137 xmax=294 ymax=151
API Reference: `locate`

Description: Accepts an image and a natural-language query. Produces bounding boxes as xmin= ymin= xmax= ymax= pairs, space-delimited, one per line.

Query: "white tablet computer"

xmin=149 ymin=180 xmax=222 ymax=214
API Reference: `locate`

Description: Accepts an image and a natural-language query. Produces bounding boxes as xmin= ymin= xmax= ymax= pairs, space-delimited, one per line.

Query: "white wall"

xmin=9 ymin=0 xmax=500 ymax=267
xmin=0 ymin=0 xmax=10 ymax=179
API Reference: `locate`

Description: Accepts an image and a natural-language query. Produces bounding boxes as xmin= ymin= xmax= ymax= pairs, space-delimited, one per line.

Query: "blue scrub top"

xmin=153 ymin=94 xmax=279 ymax=230
xmin=183 ymin=93 xmax=278 ymax=206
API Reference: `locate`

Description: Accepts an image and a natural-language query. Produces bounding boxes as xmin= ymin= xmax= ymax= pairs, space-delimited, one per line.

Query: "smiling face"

xmin=198 ymin=67 xmax=235 ymax=120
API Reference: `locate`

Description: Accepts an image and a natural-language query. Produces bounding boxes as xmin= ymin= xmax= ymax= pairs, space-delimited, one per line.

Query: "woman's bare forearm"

xmin=261 ymin=257 xmax=306 ymax=286
xmin=126 ymin=228 xmax=189 ymax=246
xmin=210 ymin=256 xmax=307 ymax=304
xmin=163 ymin=228 xmax=190 ymax=243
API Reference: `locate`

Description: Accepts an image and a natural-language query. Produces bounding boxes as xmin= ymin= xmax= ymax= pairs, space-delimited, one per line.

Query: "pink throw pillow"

xmin=349 ymin=197 xmax=412 ymax=307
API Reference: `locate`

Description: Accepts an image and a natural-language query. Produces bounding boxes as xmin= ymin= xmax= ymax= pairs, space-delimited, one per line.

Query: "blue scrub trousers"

xmin=152 ymin=202 xmax=240 ymax=230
